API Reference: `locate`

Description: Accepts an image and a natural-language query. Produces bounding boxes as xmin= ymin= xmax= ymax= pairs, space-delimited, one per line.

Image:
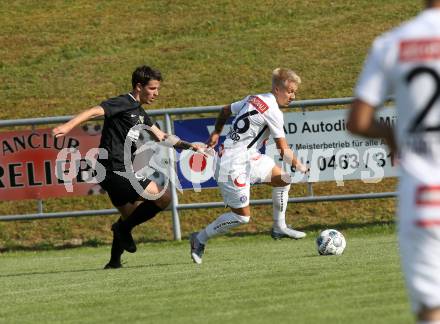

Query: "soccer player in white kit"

xmin=190 ymin=68 xmax=308 ymax=264
xmin=347 ymin=1 xmax=440 ymax=322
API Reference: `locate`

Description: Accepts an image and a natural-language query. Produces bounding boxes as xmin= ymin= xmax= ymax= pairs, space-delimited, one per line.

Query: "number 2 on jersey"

xmin=406 ymin=66 xmax=440 ymax=133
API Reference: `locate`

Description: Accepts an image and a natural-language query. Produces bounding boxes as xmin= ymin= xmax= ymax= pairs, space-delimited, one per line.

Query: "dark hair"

xmin=131 ymin=65 xmax=162 ymax=89
xmin=426 ymin=0 xmax=440 ymax=7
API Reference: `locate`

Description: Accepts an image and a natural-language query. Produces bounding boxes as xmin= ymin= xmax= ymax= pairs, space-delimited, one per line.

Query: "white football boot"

xmin=190 ymin=232 xmax=205 ymax=264
xmin=271 ymin=226 xmax=306 ymax=240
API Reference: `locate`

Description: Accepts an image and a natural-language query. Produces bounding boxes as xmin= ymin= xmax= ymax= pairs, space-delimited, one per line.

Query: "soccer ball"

xmin=148 ymin=170 xmax=167 ymax=187
xmin=316 ymin=229 xmax=346 ymax=255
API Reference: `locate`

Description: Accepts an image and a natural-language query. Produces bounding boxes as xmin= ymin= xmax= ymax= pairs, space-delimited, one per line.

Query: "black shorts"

xmin=100 ymin=171 xmax=151 ymax=207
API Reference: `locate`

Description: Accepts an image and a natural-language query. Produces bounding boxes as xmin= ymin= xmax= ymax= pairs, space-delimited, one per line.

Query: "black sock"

xmin=109 ymin=231 xmax=124 ymax=263
xmin=110 ymin=238 xmax=124 ymax=263
xmin=121 ymin=200 xmax=162 ymax=231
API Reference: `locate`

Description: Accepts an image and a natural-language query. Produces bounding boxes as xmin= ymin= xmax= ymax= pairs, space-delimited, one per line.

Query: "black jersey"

xmin=98 ymin=93 xmax=154 ymax=171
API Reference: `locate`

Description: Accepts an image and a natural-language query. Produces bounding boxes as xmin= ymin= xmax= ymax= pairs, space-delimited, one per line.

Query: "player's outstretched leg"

xmin=271 ymin=185 xmax=306 ymax=240
xmin=114 ymin=200 xmax=164 ymax=253
xmin=190 ymin=211 xmax=250 ymax=264
xmin=111 ymin=218 xmax=137 ymax=253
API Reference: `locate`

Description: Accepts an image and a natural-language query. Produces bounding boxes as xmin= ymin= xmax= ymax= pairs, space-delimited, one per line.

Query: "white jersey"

xmin=356 ymin=8 xmax=440 ymax=314
xmin=355 ymin=8 xmax=440 ymax=181
xmin=222 ymin=93 xmax=285 ymax=152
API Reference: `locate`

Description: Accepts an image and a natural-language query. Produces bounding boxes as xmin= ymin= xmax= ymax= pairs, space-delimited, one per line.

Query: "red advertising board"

xmin=0 ymin=125 xmax=102 ymax=201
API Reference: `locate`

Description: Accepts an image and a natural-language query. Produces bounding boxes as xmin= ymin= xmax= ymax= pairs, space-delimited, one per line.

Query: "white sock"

xmin=418 ymin=320 xmax=440 ymax=324
xmin=272 ymin=185 xmax=290 ymax=231
xmin=197 ymin=212 xmax=250 ymax=244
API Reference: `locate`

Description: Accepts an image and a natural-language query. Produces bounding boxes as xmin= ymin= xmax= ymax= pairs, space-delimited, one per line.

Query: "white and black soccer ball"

xmin=149 ymin=170 xmax=167 ymax=187
xmin=316 ymin=229 xmax=346 ymax=255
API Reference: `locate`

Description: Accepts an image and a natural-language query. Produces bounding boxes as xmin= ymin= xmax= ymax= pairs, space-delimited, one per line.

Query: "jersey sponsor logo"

xmin=248 ymin=96 xmax=269 ymax=114
xmin=399 ymin=38 xmax=440 ymax=62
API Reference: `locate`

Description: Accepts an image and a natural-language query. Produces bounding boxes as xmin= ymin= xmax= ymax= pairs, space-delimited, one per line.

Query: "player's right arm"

xmin=147 ymin=124 xmax=208 ymax=154
xmin=265 ymin=103 xmax=307 ymax=173
xmin=347 ymin=99 xmax=397 ymax=159
xmin=206 ymin=104 xmax=232 ymax=148
xmin=274 ymin=137 xmax=308 ymax=173
xmin=347 ymin=35 xmax=397 ymax=161
xmin=53 ymin=106 xmax=105 ymax=138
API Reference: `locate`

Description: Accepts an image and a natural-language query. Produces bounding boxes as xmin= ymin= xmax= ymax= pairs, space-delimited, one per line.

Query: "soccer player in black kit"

xmin=53 ymin=65 xmax=204 ymax=269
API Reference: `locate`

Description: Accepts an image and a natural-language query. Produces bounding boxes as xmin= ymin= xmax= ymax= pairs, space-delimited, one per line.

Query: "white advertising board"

xmin=265 ymin=107 xmax=397 ymax=184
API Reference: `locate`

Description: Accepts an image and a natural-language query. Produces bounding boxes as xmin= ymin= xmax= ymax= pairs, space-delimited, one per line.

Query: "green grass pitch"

xmin=0 ymin=227 xmax=411 ymax=324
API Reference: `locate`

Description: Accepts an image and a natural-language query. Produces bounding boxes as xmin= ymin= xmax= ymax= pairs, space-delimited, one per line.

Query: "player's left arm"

xmin=207 ymin=105 xmax=232 ymax=148
xmin=274 ymin=137 xmax=307 ymax=173
xmin=266 ymin=108 xmax=307 ymax=173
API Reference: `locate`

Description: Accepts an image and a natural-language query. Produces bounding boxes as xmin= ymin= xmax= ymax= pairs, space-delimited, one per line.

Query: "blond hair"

xmin=272 ymin=68 xmax=301 ymax=89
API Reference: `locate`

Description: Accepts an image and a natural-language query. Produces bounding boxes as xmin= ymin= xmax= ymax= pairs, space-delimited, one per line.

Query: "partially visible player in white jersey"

xmin=347 ymin=1 xmax=440 ymax=322
xmin=190 ymin=68 xmax=308 ymax=264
